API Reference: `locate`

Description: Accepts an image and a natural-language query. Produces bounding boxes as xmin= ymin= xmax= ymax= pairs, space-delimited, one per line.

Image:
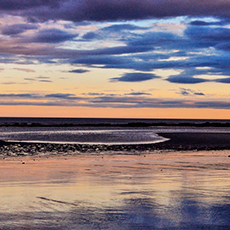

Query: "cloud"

xmin=166 ymin=67 xmax=230 ymax=84
xmin=101 ymin=24 xmax=149 ymax=32
xmin=82 ymin=32 xmax=98 ymax=40
xmin=215 ymin=78 xmax=230 ymax=83
xmin=39 ymin=79 xmax=52 ymax=83
xmin=0 ymin=93 xmax=34 ymax=97
xmin=185 ymin=26 xmax=230 ymax=45
xmin=4 ymin=0 xmax=230 ymax=22
xmin=1 ymin=5 xmax=230 ymax=91
xmin=1 ymin=24 xmax=38 ymax=35
xmin=73 ymin=55 xmax=131 ymax=66
xmin=1 ymin=91 xmax=230 ymax=110
xmin=194 ymin=92 xmax=205 ymax=96
xmin=85 ymin=45 xmax=154 ymax=56
xmin=68 ymin=69 xmax=89 ymax=73
xmin=14 ymin=68 xmax=35 ymax=72
xmin=178 ymin=88 xmax=205 ymax=96
xmin=45 ymin=93 xmax=80 ymax=99
xmin=189 ymin=20 xmax=227 ymax=26
xmin=127 ymin=31 xmax=181 ymax=47
xmin=30 ymin=28 xmax=77 ymax=43
xmin=1 ymin=98 xmax=230 ymax=109
xmin=24 ymin=78 xmax=36 ymax=81
xmin=36 ymin=76 xmax=50 ymax=79
xmin=0 ymin=81 xmax=26 ymax=85
xmin=0 ymin=1 xmax=61 ymax=11
xmin=91 ymin=93 xmax=105 ymax=96
xmin=167 ymin=76 xmax=209 ymax=84
xmin=79 ymin=23 xmax=147 ymax=42
xmin=125 ymin=92 xmax=152 ymax=96
xmin=83 ymin=92 xmax=105 ymax=96
xmin=24 ymin=76 xmax=52 ymax=83
xmin=111 ymin=72 xmax=160 ymax=82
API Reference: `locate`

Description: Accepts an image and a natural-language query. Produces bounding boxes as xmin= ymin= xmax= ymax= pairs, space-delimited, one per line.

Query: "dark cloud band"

xmin=3 ymin=0 xmax=230 ymax=22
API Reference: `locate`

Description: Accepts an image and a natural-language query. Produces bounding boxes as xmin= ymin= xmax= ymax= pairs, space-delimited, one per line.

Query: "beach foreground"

xmin=1 ymin=150 xmax=230 ymax=229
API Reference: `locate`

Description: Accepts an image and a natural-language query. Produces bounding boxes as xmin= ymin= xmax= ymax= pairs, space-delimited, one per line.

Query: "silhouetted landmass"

xmin=1 ymin=121 xmax=230 ymax=127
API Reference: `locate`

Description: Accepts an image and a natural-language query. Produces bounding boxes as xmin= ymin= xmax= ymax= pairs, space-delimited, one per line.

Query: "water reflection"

xmin=0 ymin=152 xmax=230 ymax=229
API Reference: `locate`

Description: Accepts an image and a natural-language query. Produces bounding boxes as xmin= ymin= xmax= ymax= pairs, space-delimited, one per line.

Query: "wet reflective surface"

xmin=0 ymin=128 xmax=165 ymax=144
xmin=0 ymin=126 xmax=229 ymax=145
xmin=1 ymin=151 xmax=230 ymax=229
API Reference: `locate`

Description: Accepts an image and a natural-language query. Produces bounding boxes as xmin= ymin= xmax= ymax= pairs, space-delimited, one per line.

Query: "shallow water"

xmin=0 ymin=126 xmax=229 ymax=145
xmin=0 ymin=129 xmax=165 ymax=145
xmin=0 ymin=152 xmax=230 ymax=229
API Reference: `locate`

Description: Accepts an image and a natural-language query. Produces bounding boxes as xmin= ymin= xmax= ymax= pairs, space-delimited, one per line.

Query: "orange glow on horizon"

xmin=0 ymin=105 xmax=230 ymax=119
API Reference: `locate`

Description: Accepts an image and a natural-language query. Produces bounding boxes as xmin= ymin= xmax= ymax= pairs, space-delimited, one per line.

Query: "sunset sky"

xmin=0 ymin=0 xmax=230 ymax=118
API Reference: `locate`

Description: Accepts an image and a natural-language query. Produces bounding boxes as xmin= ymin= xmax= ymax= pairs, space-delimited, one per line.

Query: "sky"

xmin=0 ymin=0 xmax=230 ymax=118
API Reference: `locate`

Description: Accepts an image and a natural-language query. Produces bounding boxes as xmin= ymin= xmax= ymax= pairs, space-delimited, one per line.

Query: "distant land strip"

xmin=1 ymin=122 xmax=230 ymax=127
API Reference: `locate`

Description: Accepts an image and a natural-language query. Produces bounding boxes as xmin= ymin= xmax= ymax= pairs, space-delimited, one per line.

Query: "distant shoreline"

xmin=1 ymin=121 xmax=230 ymax=128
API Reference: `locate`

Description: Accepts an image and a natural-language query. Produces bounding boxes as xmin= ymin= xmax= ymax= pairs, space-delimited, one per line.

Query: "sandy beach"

xmin=1 ymin=149 xmax=230 ymax=229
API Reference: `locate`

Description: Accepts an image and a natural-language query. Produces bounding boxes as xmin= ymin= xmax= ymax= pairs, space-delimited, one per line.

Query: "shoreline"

xmin=1 ymin=121 xmax=230 ymax=127
xmin=0 ymin=132 xmax=230 ymax=157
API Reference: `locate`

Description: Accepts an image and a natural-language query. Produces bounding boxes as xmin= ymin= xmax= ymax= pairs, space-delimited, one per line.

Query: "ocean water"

xmin=0 ymin=117 xmax=230 ymax=145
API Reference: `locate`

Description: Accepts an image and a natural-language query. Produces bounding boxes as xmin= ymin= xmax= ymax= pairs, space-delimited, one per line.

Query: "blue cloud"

xmin=0 ymin=0 xmax=61 ymax=10
xmin=101 ymin=24 xmax=149 ymax=32
xmin=167 ymin=76 xmax=209 ymax=84
xmin=1 ymin=24 xmax=38 ymax=35
xmin=39 ymin=79 xmax=52 ymax=83
xmin=194 ymin=92 xmax=205 ymax=96
xmin=73 ymin=55 xmax=132 ymax=65
xmin=127 ymin=32 xmax=181 ymax=47
xmin=185 ymin=26 xmax=230 ymax=46
xmin=189 ymin=19 xmax=228 ymax=26
xmin=125 ymin=92 xmax=152 ymax=96
xmin=111 ymin=72 xmax=160 ymax=82
xmin=24 ymin=76 xmax=52 ymax=83
xmin=5 ymin=0 xmax=230 ymax=22
xmin=1 ymin=91 xmax=230 ymax=110
xmin=68 ymin=69 xmax=89 ymax=73
xmin=31 ymin=28 xmax=77 ymax=43
xmin=82 ymin=32 xmax=98 ymax=40
xmin=178 ymin=88 xmax=205 ymax=96
xmin=0 ymin=93 xmax=34 ymax=97
xmin=45 ymin=93 xmax=80 ymax=100
xmin=215 ymin=78 xmax=230 ymax=83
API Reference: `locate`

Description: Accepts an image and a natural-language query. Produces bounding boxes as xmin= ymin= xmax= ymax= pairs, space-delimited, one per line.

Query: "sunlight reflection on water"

xmin=0 ymin=153 xmax=230 ymax=229
xmin=0 ymin=129 xmax=165 ymax=144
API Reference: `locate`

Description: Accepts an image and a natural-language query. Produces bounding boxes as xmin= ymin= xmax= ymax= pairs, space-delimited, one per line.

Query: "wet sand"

xmin=1 ymin=150 xmax=230 ymax=229
xmin=1 ymin=132 xmax=230 ymax=157
xmin=155 ymin=132 xmax=230 ymax=150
